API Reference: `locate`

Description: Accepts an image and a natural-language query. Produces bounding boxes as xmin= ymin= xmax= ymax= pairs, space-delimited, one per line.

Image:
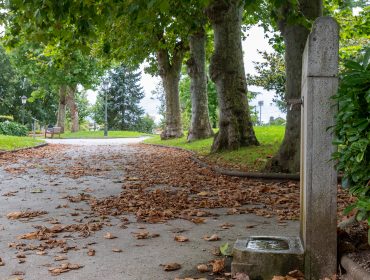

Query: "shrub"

xmin=333 ymin=47 xmax=370 ymax=240
xmin=0 ymin=121 xmax=28 ymax=136
xmin=135 ymin=115 xmax=155 ymax=134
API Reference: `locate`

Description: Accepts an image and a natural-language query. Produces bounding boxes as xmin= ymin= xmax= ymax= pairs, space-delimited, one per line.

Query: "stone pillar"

xmin=300 ymin=17 xmax=339 ymax=280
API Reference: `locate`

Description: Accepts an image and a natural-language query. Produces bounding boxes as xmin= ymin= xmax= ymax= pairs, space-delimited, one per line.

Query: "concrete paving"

xmin=0 ymin=143 xmax=299 ymax=280
xmin=44 ymin=136 xmax=150 ymax=145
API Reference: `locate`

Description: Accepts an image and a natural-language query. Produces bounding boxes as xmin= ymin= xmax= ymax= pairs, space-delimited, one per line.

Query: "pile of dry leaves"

xmin=90 ymin=145 xmax=353 ymax=224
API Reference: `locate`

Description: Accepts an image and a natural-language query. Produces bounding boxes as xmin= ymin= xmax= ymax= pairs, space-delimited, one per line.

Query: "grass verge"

xmin=0 ymin=135 xmax=44 ymax=151
xmin=61 ymin=130 xmax=151 ymax=139
xmin=143 ymin=126 xmax=285 ymax=171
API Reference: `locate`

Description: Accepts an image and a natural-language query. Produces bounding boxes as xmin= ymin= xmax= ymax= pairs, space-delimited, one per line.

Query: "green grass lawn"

xmin=0 ymin=135 xmax=44 ymax=151
xmin=144 ymin=126 xmax=285 ymax=171
xmin=61 ymin=130 xmax=151 ymax=139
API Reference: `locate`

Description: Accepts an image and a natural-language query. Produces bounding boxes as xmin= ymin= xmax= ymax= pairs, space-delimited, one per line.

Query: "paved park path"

xmin=0 ymin=140 xmax=301 ymax=280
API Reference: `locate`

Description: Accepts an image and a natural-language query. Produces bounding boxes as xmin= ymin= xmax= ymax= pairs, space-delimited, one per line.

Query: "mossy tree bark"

xmin=187 ymin=29 xmax=214 ymax=141
xmin=269 ymin=0 xmax=322 ymax=173
xmin=158 ymin=47 xmax=184 ymax=139
xmin=56 ymin=85 xmax=67 ymax=133
xmin=206 ymin=0 xmax=259 ymax=151
xmin=66 ymin=85 xmax=79 ymax=133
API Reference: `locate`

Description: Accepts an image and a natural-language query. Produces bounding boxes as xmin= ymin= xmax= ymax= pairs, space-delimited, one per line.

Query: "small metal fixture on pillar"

xmin=21 ymin=95 xmax=27 ymax=125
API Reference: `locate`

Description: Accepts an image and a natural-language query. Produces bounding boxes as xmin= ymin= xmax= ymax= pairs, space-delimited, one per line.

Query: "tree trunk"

xmin=158 ymin=48 xmax=184 ymax=139
xmin=66 ymin=85 xmax=79 ymax=133
xmin=206 ymin=0 xmax=259 ymax=151
xmin=187 ymin=29 xmax=214 ymax=141
xmin=56 ymin=85 xmax=67 ymax=133
xmin=269 ymin=0 xmax=322 ymax=173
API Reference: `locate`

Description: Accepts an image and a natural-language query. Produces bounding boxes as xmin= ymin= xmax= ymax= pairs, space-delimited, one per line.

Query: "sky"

xmin=87 ymin=25 xmax=286 ymax=124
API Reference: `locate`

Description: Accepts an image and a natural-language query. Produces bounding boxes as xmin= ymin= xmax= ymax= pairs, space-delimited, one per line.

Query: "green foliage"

xmin=207 ymin=77 xmax=219 ymax=128
xmin=333 ymin=47 xmax=370 ymax=233
xmin=151 ymin=82 xmax=166 ymax=129
xmin=179 ymin=71 xmax=219 ymax=130
xmin=94 ymin=65 xmax=145 ymax=131
xmin=247 ymin=51 xmax=287 ymax=113
xmin=0 ymin=121 xmax=28 ymax=136
xmin=91 ymin=94 xmax=105 ymax=125
xmin=324 ymin=0 xmax=370 ymax=60
xmin=0 ymin=44 xmax=59 ymax=125
xmin=136 ymin=114 xmax=156 ymax=134
xmin=179 ymin=75 xmax=192 ymax=131
xmin=220 ymin=242 xmax=232 ymax=256
xmin=75 ymin=90 xmax=91 ymax=124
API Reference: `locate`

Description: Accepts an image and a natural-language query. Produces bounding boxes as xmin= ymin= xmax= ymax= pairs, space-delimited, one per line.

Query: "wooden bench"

xmin=45 ymin=127 xmax=62 ymax=138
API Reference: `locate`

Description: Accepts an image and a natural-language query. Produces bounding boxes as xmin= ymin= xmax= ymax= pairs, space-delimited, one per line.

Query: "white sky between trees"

xmin=86 ymin=25 xmax=286 ymax=124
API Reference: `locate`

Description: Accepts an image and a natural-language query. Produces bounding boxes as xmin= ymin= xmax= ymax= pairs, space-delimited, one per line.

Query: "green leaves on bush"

xmin=0 ymin=121 xmax=28 ymax=136
xmin=333 ymin=47 xmax=370 ymax=237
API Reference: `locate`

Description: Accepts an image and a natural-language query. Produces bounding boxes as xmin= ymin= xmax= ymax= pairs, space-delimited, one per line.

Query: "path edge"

xmin=341 ymin=254 xmax=370 ymax=280
xmin=0 ymin=142 xmax=48 ymax=155
xmin=143 ymin=143 xmax=300 ymax=181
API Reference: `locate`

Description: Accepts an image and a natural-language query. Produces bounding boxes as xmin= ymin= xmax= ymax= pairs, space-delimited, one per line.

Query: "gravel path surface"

xmin=0 ymin=143 xmax=299 ymax=280
xmin=44 ymin=136 xmax=150 ymax=145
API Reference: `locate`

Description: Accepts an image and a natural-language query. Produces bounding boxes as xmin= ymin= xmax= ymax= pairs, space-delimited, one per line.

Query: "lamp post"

xmin=103 ymin=78 xmax=108 ymax=137
xmin=258 ymin=100 xmax=264 ymax=125
xmin=104 ymin=90 xmax=108 ymax=137
xmin=21 ymin=95 xmax=27 ymax=125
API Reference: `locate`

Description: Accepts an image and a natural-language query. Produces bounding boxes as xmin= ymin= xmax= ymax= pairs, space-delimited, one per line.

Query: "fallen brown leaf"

xmin=7 ymin=210 xmax=47 ymax=220
xmin=191 ymin=217 xmax=206 ymax=224
xmin=2 ymin=191 xmax=18 ymax=196
xmin=11 ymin=272 xmax=25 ymax=276
xmin=203 ymin=234 xmax=220 ymax=241
xmin=16 ymin=253 xmax=26 ymax=259
xmin=48 ymin=263 xmax=83 ymax=276
xmin=233 ymin=272 xmax=250 ymax=280
xmin=132 ymin=231 xmax=160 ymax=239
xmin=132 ymin=231 xmax=148 ymax=239
xmin=246 ymin=224 xmax=257 ymax=229
xmin=17 ymin=231 xmax=38 ymax=240
xmin=272 ymin=276 xmax=286 ymax=280
xmin=54 ymin=255 xmax=68 ymax=261
xmin=87 ymin=249 xmax=95 ymax=256
xmin=36 ymin=251 xmax=47 ymax=255
xmin=220 ymin=223 xmax=234 ymax=229
xmin=212 ymin=258 xmax=225 ymax=273
xmin=48 ymin=267 xmax=70 ymax=276
xmin=174 ymin=235 xmax=189 ymax=242
xmin=161 ymin=262 xmax=181 ymax=271
xmin=197 ymin=264 xmax=209 ymax=273
xmin=104 ymin=232 xmax=117 ymax=239
xmin=212 ymin=246 xmax=221 ymax=256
